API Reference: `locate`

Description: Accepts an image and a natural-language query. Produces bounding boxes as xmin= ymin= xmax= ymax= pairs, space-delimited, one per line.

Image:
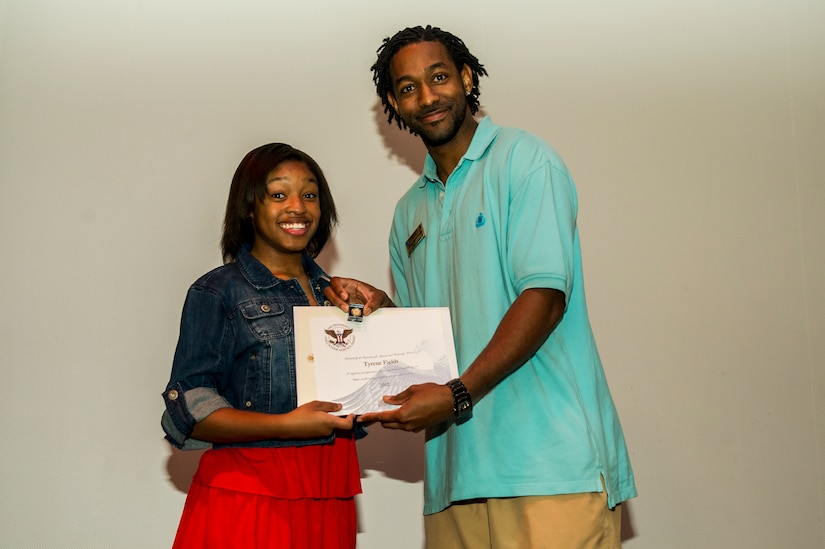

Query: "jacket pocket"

xmin=239 ymin=299 xmax=291 ymax=340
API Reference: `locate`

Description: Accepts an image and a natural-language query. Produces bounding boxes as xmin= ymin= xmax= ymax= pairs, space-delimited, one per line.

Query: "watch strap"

xmin=446 ymin=378 xmax=473 ymax=422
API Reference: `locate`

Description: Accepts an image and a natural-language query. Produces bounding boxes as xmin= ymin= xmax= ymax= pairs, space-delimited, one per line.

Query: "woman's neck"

xmin=250 ymin=247 xmax=305 ymax=280
xmin=249 ymin=247 xmax=318 ymax=305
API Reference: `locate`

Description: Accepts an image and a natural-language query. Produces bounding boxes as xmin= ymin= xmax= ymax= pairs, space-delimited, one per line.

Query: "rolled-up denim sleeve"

xmin=162 ymin=283 xmax=235 ymax=450
xmin=161 ymin=385 xmax=231 ymax=450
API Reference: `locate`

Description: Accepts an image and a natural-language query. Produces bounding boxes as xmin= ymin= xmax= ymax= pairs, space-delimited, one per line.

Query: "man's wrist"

xmin=446 ymin=378 xmax=473 ymax=423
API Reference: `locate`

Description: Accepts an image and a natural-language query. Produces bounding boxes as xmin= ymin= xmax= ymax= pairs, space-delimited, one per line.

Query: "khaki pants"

xmin=424 ymin=489 xmax=622 ymax=549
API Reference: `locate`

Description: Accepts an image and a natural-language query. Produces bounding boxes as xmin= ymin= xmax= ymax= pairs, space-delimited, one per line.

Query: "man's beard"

xmin=408 ymin=100 xmax=467 ymax=147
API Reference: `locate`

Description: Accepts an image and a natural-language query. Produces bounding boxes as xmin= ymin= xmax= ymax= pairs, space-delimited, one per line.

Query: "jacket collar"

xmin=236 ymin=243 xmax=326 ymax=290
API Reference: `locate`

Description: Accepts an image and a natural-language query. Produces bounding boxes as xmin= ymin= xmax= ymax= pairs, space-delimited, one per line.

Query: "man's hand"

xmin=358 ymin=382 xmax=454 ymax=432
xmin=324 ymin=276 xmax=394 ymax=316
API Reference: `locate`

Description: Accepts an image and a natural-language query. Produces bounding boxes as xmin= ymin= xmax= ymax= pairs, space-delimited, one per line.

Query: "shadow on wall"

xmin=372 ymin=102 xmax=427 ymax=176
xmin=166 ymin=445 xmax=207 ymax=493
xmin=621 ymin=500 xmax=636 ymax=542
xmin=356 ymin=426 xmax=425 ymax=483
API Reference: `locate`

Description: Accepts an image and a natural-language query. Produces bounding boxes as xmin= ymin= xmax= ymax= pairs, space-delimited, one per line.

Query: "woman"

xmin=162 ymin=143 xmax=368 ymax=548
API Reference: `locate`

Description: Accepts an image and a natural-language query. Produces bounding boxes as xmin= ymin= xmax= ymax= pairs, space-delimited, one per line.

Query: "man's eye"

xmin=400 ymin=84 xmax=413 ymax=94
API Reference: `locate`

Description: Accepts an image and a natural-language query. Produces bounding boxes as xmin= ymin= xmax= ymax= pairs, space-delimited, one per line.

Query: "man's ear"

xmin=386 ymin=93 xmax=399 ymax=114
xmin=461 ymin=65 xmax=472 ymax=95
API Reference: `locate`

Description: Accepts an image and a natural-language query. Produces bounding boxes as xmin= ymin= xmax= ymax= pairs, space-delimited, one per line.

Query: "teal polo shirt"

xmin=389 ymin=117 xmax=636 ymax=515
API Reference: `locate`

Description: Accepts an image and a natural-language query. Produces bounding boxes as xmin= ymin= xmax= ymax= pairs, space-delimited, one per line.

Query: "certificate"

xmin=294 ymin=306 xmax=459 ymax=415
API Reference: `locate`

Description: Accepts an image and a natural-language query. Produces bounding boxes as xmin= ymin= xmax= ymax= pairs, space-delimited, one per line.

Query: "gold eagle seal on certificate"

xmin=324 ymin=324 xmax=355 ymax=351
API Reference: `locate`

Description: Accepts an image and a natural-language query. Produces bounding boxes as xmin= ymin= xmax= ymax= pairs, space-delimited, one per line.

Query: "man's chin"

xmin=421 ymin=135 xmax=453 ymax=147
xmin=417 ymin=127 xmax=456 ymax=147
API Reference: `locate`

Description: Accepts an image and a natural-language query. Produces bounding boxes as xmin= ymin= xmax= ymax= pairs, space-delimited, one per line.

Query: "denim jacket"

xmin=161 ymin=245 xmax=363 ymax=450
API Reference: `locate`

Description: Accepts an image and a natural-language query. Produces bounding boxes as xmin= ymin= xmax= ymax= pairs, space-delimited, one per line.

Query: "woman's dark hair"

xmin=220 ymin=143 xmax=338 ymax=262
xmin=371 ymin=25 xmax=488 ymax=131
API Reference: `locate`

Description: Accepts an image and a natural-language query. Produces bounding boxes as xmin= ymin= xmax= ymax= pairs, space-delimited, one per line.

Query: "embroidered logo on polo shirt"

xmin=475 ymin=213 xmax=486 ymax=228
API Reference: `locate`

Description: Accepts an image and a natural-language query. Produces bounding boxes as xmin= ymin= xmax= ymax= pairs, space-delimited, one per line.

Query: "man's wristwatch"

xmin=446 ymin=378 xmax=473 ymax=422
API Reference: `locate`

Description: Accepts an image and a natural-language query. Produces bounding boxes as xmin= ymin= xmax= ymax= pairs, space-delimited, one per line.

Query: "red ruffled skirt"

xmin=172 ymin=434 xmax=361 ymax=549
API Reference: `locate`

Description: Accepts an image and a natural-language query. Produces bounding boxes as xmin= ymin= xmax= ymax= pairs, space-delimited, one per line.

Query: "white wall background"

xmin=1 ymin=0 xmax=823 ymax=547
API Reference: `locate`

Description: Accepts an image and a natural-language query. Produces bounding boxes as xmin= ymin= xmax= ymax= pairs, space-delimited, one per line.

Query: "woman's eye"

xmin=303 ymin=192 xmax=317 ymax=199
xmin=271 ymin=192 xmax=285 ymax=199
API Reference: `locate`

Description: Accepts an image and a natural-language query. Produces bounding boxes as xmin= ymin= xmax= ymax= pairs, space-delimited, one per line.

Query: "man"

xmin=326 ymin=25 xmax=636 ymax=548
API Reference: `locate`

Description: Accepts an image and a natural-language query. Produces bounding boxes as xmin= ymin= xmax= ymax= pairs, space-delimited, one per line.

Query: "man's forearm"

xmin=461 ymin=288 xmax=565 ymax=402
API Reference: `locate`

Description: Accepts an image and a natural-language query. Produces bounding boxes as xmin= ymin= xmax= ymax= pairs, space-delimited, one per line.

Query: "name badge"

xmin=405 ymin=223 xmax=425 ymax=257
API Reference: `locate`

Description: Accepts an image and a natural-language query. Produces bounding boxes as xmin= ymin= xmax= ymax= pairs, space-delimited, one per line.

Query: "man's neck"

xmin=428 ymin=116 xmax=478 ymax=183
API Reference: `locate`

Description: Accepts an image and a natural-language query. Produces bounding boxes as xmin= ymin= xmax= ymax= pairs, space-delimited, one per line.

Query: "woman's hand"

xmin=191 ymin=402 xmax=353 ymax=442
xmin=284 ymin=401 xmax=355 ymax=438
